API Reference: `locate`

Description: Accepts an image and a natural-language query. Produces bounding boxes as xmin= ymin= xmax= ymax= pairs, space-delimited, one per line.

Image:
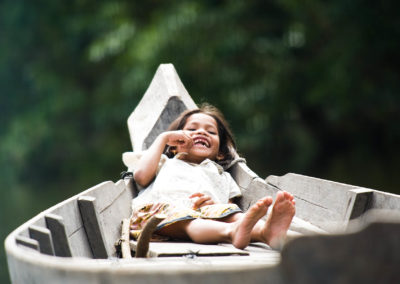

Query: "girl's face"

xmin=178 ymin=113 xmax=220 ymax=164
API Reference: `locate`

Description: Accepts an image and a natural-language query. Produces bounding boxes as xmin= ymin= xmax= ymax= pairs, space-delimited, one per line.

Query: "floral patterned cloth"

xmin=130 ymin=202 xmax=242 ymax=240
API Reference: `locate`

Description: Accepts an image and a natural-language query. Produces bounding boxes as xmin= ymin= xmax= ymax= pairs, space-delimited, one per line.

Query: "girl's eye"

xmin=208 ymin=131 xmax=217 ymax=135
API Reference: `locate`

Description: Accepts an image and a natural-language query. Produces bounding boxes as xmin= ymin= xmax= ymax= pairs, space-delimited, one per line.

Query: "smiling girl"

xmin=124 ymin=104 xmax=295 ymax=249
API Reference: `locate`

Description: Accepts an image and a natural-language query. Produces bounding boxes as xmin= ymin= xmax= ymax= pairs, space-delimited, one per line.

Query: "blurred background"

xmin=1 ymin=0 xmax=399 ymax=282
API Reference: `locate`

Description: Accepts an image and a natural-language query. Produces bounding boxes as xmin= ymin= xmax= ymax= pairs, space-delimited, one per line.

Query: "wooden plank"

xmin=44 ymin=180 xmax=132 ymax=259
xmin=266 ymin=173 xmax=361 ymax=231
xmin=85 ymin=179 xmax=133 ymax=258
xmin=45 ymin=214 xmax=72 ymax=257
xmin=143 ymin=96 xmax=188 ymax=150
xmin=239 ymin=178 xmax=277 ymax=212
xmin=127 ymin=64 xmax=197 ymax=152
xmin=120 ymin=218 xmax=132 ymax=259
xmin=78 ymin=196 xmax=108 ymax=259
xmin=15 ymin=235 xmax=40 ymax=252
xmin=369 ymin=190 xmax=400 ymax=211
xmin=28 ymin=225 xmax=54 ymax=255
xmin=229 ymin=162 xmax=258 ymax=193
xmin=344 ymin=188 xmax=373 ymax=222
xmin=130 ymin=241 xmax=249 ymax=258
xmin=229 ymin=164 xmax=326 ymax=235
xmin=229 ymin=162 xmax=278 ymax=211
xmin=49 ymin=197 xmax=93 ymax=258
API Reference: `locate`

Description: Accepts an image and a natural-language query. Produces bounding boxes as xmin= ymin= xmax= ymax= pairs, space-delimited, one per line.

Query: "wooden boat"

xmin=5 ymin=64 xmax=400 ymax=284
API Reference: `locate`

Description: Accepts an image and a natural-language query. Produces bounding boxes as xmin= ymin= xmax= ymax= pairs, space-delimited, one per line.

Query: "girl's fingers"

xmin=192 ymin=195 xmax=213 ymax=209
xmin=167 ymin=131 xmax=193 ymax=148
xmin=179 ymin=131 xmax=193 ymax=149
xmin=181 ymin=130 xmax=192 ymax=140
xmin=202 ymin=200 xmax=214 ymax=206
xmin=189 ymin=192 xmax=204 ymax=198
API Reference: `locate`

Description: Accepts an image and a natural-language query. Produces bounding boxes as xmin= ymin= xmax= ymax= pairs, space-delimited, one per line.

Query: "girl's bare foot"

xmin=261 ymin=191 xmax=295 ymax=249
xmin=231 ymin=197 xmax=272 ymax=249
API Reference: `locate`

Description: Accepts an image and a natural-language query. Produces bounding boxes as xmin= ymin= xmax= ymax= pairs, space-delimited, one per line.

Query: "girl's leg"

xmin=157 ymin=197 xmax=272 ymax=249
xmin=156 ymin=218 xmax=231 ymax=243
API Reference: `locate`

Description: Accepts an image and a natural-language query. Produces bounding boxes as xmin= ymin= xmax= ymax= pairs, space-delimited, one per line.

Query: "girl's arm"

xmin=134 ymin=131 xmax=192 ymax=187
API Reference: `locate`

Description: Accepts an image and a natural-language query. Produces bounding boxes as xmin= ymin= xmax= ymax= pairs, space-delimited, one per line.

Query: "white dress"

xmin=122 ymin=152 xmax=242 ymax=236
xmin=123 ymin=152 xmax=242 ymax=209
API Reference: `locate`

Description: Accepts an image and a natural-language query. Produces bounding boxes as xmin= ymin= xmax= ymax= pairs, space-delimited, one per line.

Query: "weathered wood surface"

xmin=44 ymin=195 xmax=93 ymax=258
xmin=120 ymin=218 xmax=132 ymax=259
xmin=130 ymin=241 xmax=251 ymax=257
xmin=127 ymin=63 xmax=197 ymax=152
xmin=78 ymin=196 xmax=108 ymax=258
xmin=267 ymin=173 xmax=360 ymax=232
xmin=7 ymin=179 xmax=134 ymax=257
xmin=230 ymin=161 xmax=277 ymax=210
xmin=15 ymin=236 xmax=39 ymax=252
xmin=267 ymin=173 xmax=400 ymax=232
xmin=45 ymin=214 xmax=72 ymax=257
xmin=28 ymin=225 xmax=55 ymax=256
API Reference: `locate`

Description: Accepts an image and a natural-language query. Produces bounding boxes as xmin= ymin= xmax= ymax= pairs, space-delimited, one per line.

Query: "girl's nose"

xmin=195 ymin=128 xmax=207 ymax=135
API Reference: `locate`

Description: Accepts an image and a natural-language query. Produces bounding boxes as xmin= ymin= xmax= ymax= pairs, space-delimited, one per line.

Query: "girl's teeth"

xmin=194 ymin=140 xmax=208 ymax=147
xmin=193 ymin=137 xmax=209 ymax=147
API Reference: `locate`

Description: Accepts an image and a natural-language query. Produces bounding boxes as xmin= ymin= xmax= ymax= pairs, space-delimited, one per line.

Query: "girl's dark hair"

xmin=164 ymin=103 xmax=237 ymax=169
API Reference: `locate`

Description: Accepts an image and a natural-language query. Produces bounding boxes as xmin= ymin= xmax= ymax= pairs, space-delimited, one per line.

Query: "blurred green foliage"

xmin=1 ymin=0 xmax=399 ymax=282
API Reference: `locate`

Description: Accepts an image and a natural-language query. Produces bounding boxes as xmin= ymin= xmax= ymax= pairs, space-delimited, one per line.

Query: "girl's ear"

xmin=216 ymin=153 xmax=224 ymax=161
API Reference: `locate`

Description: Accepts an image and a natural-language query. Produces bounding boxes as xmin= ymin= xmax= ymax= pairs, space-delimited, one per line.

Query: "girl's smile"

xmin=192 ymin=136 xmax=210 ymax=148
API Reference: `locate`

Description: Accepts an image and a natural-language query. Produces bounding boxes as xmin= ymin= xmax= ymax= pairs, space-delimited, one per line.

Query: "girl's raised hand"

xmin=165 ymin=130 xmax=193 ymax=151
xmin=189 ymin=192 xmax=215 ymax=210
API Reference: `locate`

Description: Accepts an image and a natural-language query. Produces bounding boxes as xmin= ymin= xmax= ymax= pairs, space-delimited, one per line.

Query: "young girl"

xmin=123 ymin=104 xmax=295 ymax=249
